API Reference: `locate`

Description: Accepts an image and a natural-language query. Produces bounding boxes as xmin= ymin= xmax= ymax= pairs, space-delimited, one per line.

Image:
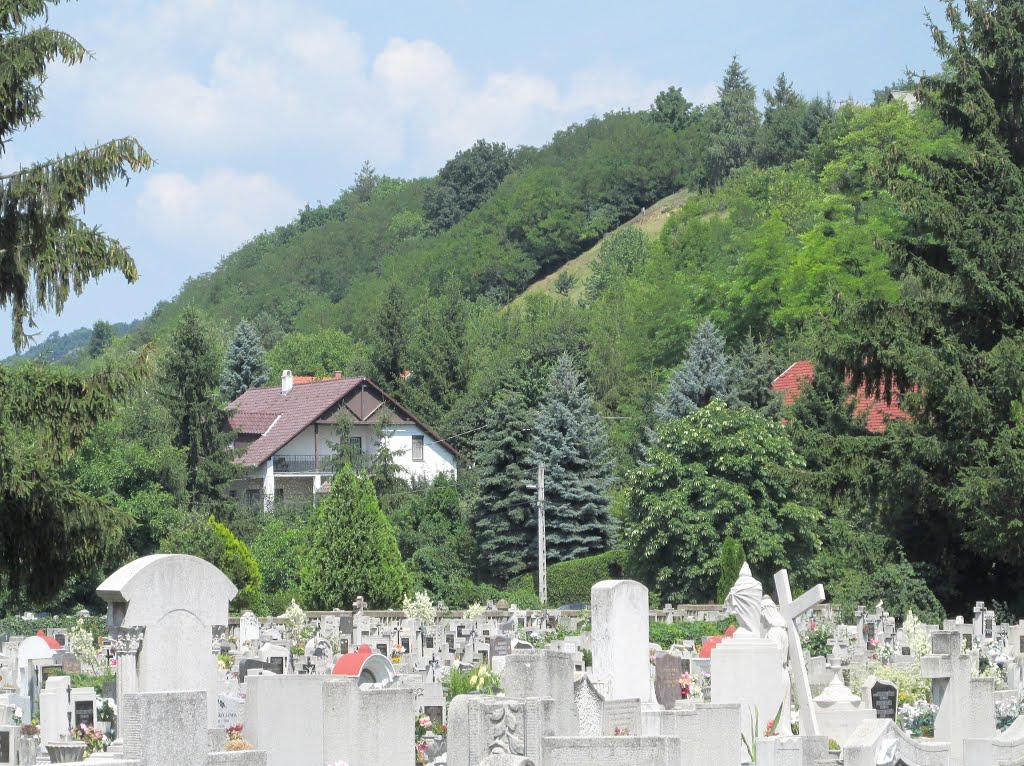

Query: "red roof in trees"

xmin=771 ymin=360 xmax=910 ymax=434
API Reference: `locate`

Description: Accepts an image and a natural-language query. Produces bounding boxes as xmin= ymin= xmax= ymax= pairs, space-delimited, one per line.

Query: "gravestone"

xmin=215 ymin=693 xmax=244 ymax=729
xmin=0 ymin=729 xmax=8 ymax=764
xmin=239 ymin=659 xmax=283 ymax=684
xmin=654 ymin=652 xmax=684 ymax=709
xmin=591 ymin=580 xmax=651 ymax=701
xmin=74 ymin=699 xmax=95 ymax=727
xmin=869 ymin=679 xmax=898 ymax=720
xmin=489 ymin=635 xmax=512 ymax=659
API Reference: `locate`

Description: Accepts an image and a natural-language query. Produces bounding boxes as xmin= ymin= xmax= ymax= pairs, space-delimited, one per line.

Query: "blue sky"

xmin=1 ymin=0 xmax=944 ymax=357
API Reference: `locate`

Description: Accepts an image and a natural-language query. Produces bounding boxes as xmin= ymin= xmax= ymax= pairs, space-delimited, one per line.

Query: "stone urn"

xmin=17 ymin=735 xmax=39 ymax=764
xmin=45 ymin=741 xmax=87 ymax=762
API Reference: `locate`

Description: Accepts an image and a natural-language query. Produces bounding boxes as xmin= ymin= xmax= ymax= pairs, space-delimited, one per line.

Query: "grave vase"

xmin=17 ymin=734 xmax=38 ymax=764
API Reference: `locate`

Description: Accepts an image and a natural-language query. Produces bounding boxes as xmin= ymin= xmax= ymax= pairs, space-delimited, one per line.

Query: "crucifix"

xmin=774 ymin=568 xmax=825 ymax=737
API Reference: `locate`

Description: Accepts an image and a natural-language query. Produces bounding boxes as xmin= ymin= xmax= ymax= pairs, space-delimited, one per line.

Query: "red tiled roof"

xmin=228 ymin=377 xmax=363 ymax=466
xmin=229 ymin=411 xmax=280 ymax=435
xmin=771 ymin=360 xmax=910 ymax=434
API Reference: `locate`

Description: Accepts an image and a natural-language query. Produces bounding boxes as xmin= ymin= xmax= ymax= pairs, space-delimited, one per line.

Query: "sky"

xmin=0 ymin=0 xmax=945 ymax=357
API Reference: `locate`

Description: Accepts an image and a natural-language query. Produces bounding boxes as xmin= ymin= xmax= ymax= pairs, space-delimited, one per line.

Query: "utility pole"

xmin=537 ymin=463 xmax=547 ymax=605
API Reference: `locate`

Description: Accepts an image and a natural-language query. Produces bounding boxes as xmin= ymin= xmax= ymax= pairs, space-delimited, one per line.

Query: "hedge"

xmin=507 ymin=549 xmax=627 ymax=607
xmin=0 ymin=615 xmax=106 ymax=640
xmin=649 ymin=617 xmax=737 ymax=649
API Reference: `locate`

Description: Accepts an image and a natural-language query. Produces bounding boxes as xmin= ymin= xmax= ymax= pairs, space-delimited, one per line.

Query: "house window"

xmin=245 ymin=489 xmax=260 ymax=507
xmin=412 ymin=435 xmax=424 ymax=461
xmin=348 ymin=436 xmax=363 ymax=453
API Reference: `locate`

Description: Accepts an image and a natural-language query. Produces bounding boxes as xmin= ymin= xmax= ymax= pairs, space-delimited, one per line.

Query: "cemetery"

xmin=0 ymin=554 xmax=1017 ymax=765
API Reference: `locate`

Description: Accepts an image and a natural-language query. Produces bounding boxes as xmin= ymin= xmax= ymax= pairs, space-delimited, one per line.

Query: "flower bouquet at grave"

xmin=996 ymin=696 xmax=1023 ymax=732
xmin=226 ymin=723 xmax=253 ymax=751
xmin=896 ymin=700 xmax=937 ymax=738
xmin=391 ymin=643 xmax=406 ymax=664
xmin=72 ymin=723 xmax=108 ymax=755
xmin=679 ymin=672 xmax=701 ymax=701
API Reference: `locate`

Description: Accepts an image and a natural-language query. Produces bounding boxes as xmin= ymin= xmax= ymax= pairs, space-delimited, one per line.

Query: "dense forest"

xmin=4 ymin=0 xmax=1022 ymax=624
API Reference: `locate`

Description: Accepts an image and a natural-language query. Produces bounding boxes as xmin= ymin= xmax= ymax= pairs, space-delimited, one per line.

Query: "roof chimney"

xmin=281 ymin=369 xmax=293 ymax=395
xmin=333 ymin=371 xmax=343 ymax=379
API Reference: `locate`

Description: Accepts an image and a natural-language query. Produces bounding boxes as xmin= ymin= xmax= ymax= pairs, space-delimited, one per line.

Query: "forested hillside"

xmin=7 ymin=0 xmax=1023 ymax=624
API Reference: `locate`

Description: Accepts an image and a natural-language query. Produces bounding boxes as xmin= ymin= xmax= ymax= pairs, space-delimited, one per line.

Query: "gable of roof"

xmin=227 ymin=376 xmax=461 ymax=466
xmin=771 ymin=360 xmax=910 ymax=434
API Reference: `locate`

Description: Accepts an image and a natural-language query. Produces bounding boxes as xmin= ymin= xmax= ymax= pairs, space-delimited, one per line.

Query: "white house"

xmin=228 ymin=371 xmax=459 ymax=508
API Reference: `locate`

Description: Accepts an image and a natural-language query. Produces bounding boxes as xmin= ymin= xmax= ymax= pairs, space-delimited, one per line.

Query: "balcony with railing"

xmin=272 ymin=455 xmax=332 ymax=474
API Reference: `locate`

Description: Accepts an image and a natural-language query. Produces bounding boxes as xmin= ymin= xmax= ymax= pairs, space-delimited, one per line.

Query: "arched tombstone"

xmin=16 ymin=636 xmax=55 ymax=701
xmin=96 ymin=554 xmax=237 ymax=723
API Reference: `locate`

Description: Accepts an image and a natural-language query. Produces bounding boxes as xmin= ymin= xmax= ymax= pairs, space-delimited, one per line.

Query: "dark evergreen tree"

xmin=0 ymin=0 xmax=153 ymax=602
xmin=424 ymin=139 xmax=516 ymax=232
xmin=727 ymin=331 xmax=782 ymax=416
xmin=87 ymin=320 xmax=114 ymax=358
xmin=716 ymin=537 xmax=747 ymax=604
xmin=528 ymin=354 xmax=614 ymax=564
xmin=472 ymin=389 xmax=535 ymax=579
xmin=655 ymin=319 xmax=732 ymax=421
xmin=160 ymin=307 xmax=237 ymax=511
xmin=755 ymin=73 xmax=809 ymax=167
xmin=300 ymin=464 xmax=409 ymax=609
xmin=368 ymin=281 xmax=409 ymax=389
xmin=818 ymin=0 xmax=1024 ymax=610
xmin=699 ymin=57 xmax=761 ymax=188
xmin=221 ymin=319 xmax=270 ymax=400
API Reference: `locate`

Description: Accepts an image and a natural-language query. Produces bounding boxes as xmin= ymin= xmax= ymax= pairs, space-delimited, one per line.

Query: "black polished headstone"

xmin=489 ymin=635 xmax=512 ymax=658
xmin=74 ymin=700 xmax=94 ymax=728
xmin=239 ymin=658 xmax=284 ymax=684
xmin=871 ymin=679 xmax=898 ymax=720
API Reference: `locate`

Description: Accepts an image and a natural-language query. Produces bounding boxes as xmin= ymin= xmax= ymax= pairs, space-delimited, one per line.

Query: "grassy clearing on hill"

xmin=512 ymin=188 xmax=691 ymax=304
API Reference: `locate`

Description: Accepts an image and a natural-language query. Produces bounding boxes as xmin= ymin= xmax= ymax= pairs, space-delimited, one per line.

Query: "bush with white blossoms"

xmin=67 ymin=618 xmax=97 ymax=672
xmin=902 ymin=610 xmax=931 ymax=658
xmin=282 ymin=599 xmax=307 ymax=643
xmin=402 ymin=592 xmax=438 ymax=623
xmin=897 ymin=700 xmax=937 ymax=738
xmin=463 ymin=603 xmax=486 ymax=621
xmin=996 ymin=695 xmax=1023 ymax=732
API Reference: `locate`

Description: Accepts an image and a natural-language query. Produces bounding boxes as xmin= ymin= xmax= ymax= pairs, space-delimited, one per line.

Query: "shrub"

xmin=648 ymin=618 xmax=737 ymax=649
xmin=507 ymin=550 xmax=627 ymax=606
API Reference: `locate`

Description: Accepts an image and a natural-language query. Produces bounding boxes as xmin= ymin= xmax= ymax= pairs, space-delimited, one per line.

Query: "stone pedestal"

xmin=813 ymin=671 xmax=876 ymax=748
xmin=591 ymin=580 xmax=651 ymax=702
xmin=710 ymin=636 xmax=790 ymax=738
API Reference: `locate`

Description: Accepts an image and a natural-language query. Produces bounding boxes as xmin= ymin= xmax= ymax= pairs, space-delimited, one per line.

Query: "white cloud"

xmin=137 ymin=170 xmax=303 ymax=266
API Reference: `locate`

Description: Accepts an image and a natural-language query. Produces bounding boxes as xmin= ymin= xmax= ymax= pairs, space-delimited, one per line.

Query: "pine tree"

xmin=755 ymin=73 xmax=809 ymax=167
xmin=87 ymin=320 xmax=114 ymax=358
xmin=716 ymin=537 xmax=747 ymax=604
xmin=300 ymin=465 xmax=409 ymax=609
xmin=0 ymin=2 xmax=153 ymax=602
xmin=221 ymin=319 xmax=270 ymax=400
xmin=655 ymin=319 xmax=732 ymax=421
xmin=161 ymin=308 xmax=237 ymax=511
xmin=472 ymin=389 xmax=536 ymax=579
xmin=528 ymin=354 xmax=614 ymax=564
xmin=700 ymin=57 xmax=761 ymax=188
xmin=368 ymin=281 xmax=408 ymax=389
xmin=727 ymin=331 xmax=782 ymax=416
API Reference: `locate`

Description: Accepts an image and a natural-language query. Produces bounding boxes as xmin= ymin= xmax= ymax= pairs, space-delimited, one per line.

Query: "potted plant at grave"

xmin=96 ymin=699 xmax=115 ymax=736
xmin=18 ymin=723 xmax=39 ymax=764
xmin=73 ymin=722 xmax=109 ymax=756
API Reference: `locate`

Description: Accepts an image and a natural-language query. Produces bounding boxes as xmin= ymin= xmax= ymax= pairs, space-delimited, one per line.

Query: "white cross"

xmin=775 ymin=568 xmax=826 ymax=737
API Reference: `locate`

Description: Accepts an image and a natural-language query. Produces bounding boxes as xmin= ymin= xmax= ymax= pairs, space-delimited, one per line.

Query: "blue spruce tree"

xmin=655 ymin=319 xmax=731 ymax=420
xmin=221 ymin=319 xmax=270 ymax=400
xmin=528 ymin=354 xmax=614 ymax=564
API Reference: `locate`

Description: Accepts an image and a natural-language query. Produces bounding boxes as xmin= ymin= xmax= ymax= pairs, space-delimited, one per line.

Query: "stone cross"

xmin=774 ymin=568 xmax=825 ymax=736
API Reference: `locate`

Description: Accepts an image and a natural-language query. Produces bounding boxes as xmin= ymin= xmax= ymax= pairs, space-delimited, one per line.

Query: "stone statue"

xmin=724 ymin=562 xmax=763 ymax=638
xmin=760 ymin=596 xmax=789 ymax=655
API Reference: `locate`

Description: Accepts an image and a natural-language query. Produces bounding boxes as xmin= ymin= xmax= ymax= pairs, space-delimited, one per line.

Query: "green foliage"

xmin=472 ymin=388 xmax=536 ymax=579
xmin=507 ymin=550 xmax=627 ymax=606
xmin=624 ymin=399 xmax=820 ymax=603
xmin=648 ymin=618 xmax=737 ymax=649
xmin=265 ymin=329 xmax=360 ymax=379
xmin=367 ymin=282 xmax=409 ymax=388
xmin=755 ymin=73 xmax=810 ymax=167
xmin=159 ymin=514 xmax=263 ymax=611
xmin=584 ymin=227 xmax=650 ymax=301
xmin=652 ymin=86 xmax=694 ymax=131
xmin=0 ymin=614 xmax=105 ymax=639
xmin=299 ymin=465 xmax=409 ymax=610
xmin=528 ymin=354 xmax=614 ymax=566
xmin=221 ymin=319 xmax=270 ymax=399
xmin=424 ymin=139 xmax=517 ymax=232
xmin=250 ymin=503 xmax=310 ymax=603
xmin=699 ymin=57 xmax=760 ymax=188
xmin=716 ymin=537 xmax=746 ymax=604
xmin=802 ymin=622 xmax=832 ymax=657
xmin=443 ymin=663 xmax=501 ymax=701
xmin=87 ymin=321 xmax=114 ymax=358
xmin=553 ymin=271 xmax=576 ymax=296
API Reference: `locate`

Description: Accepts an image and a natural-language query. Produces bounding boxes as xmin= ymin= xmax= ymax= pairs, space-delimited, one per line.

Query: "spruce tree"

xmin=0 ymin=1 xmax=153 ymax=601
xmin=300 ymin=465 xmax=409 ymax=609
xmin=472 ymin=389 xmax=535 ymax=579
xmin=700 ymin=57 xmax=761 ymax=188
xmin=755 ymin=73 xmax=809 ymax=167
xmin=87 ymin=320 xmax=114 ymax=358
xmin=727 ymin=331 xmax=782 ymax=416
xmin=161 ymin=308 xmax=237 ymax=511
xmin=655 ymin=319 xmax=732 ymax=421
xmin=221 ymin=319 xmax=270 ymax=400
xmin=368 ymin=281 xmax=408 ymax=389
xmin=528 ymin=354 xmax=614 ymax=564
